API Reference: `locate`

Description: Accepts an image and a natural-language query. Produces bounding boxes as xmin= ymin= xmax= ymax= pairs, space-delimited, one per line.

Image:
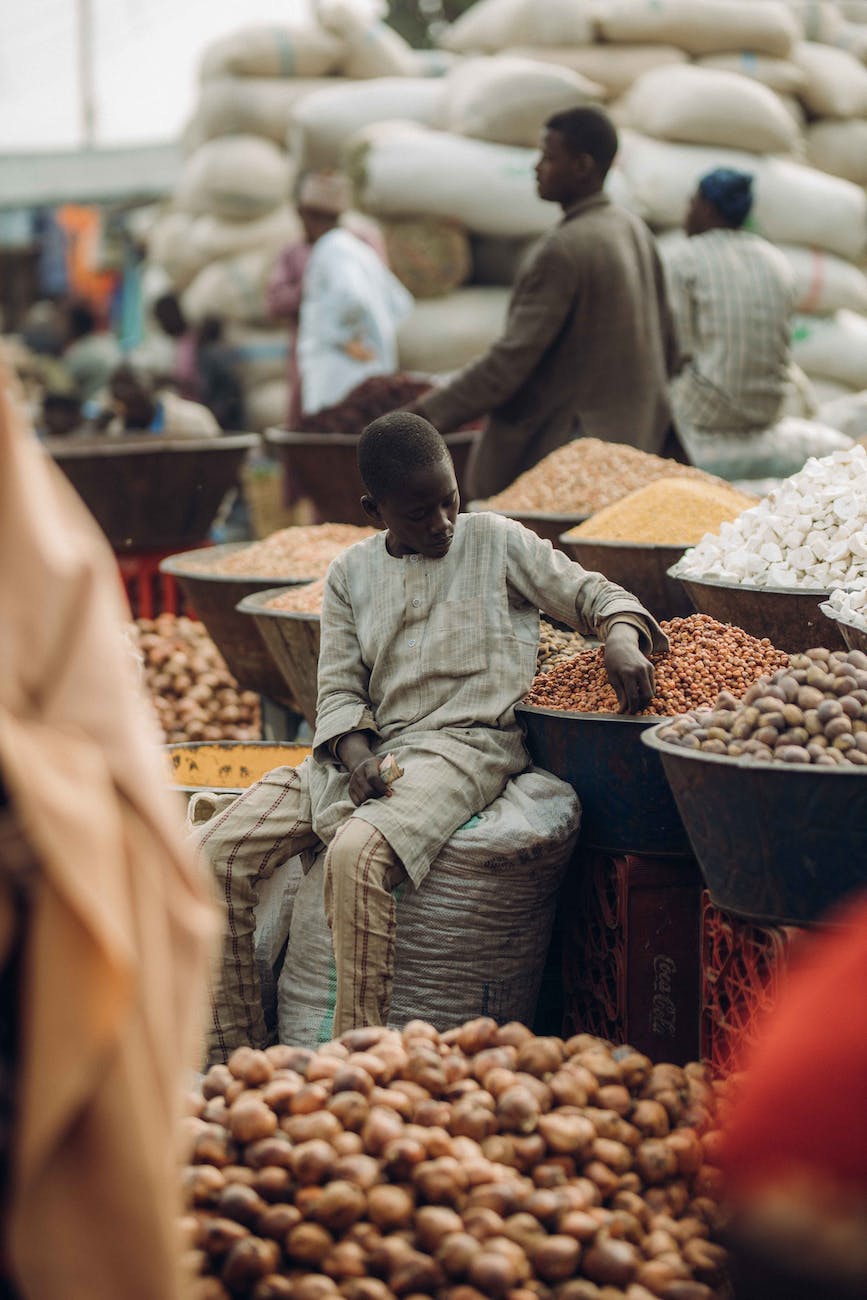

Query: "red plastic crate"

xmin=116 ymin=543 xmax=207 ymax=620
xmin=700 ymin=893 xmax=809 ymax=1077
xmin=561 ymin=850 xmax=703 ymax=1065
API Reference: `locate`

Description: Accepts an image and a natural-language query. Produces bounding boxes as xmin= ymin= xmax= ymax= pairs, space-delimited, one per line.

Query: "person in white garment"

xmin=296 ymin=204 xmax=413 ymax=420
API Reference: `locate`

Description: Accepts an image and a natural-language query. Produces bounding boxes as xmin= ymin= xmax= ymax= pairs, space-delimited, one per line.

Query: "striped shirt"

xmin=663 ymin=229 xmax=795 ymax=436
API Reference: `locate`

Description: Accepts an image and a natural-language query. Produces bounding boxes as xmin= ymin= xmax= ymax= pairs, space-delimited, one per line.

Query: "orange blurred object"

xmin=723 ymin=891 xmax=867 ymax=1193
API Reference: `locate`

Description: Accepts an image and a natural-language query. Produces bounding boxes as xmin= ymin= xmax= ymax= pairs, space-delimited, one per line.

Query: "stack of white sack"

xmin=142 ymin=1 xmax=434 ymax=428
xmin=143 ymin=0 xmax=867 ymax=422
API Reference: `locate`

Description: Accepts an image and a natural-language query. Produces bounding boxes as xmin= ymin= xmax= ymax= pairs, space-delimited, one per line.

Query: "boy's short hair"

xmin=358 ymin=412 xmax=450 ymax=501
xmin=545 ymin=106 xmax=619 ymax=177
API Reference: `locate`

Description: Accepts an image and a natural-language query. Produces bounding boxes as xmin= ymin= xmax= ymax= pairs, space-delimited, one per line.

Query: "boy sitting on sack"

xmin=197 ymin=414 xmax=666 ymax=1059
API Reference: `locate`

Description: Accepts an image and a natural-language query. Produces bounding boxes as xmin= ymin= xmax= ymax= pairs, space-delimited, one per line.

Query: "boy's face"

xmin=365 ymin=457 xmax=459 ymax=560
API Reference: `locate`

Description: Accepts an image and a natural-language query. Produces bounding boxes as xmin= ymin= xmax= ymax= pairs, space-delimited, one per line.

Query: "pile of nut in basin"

xmin=479 ymin=442 xmax=725 ymax=517
xmin=183 ymin=1020 xmax=729 ymax=1300
xmin=192 ymin=526 xmax=377 ymax=579
xmin=526 ymin=616 xmax=787 ymax=718
xmin=656 ymin=647 xmax=867 ymax=766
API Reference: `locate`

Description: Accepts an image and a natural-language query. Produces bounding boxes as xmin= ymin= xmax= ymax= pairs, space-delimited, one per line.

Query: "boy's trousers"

xmin=196 ymin=766 xmax=403 ymax=1064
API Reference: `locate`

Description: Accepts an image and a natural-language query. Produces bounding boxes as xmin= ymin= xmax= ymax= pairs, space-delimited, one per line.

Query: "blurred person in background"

xmin=104 ymin=362 xmax=220 ymax=438
xmin=267 ymin=172 xmax=389 ymax=429
xmin=413 ymin=106 xmax=678 ymax=498
xmin=663 ymin=168 xmax=796 ymax=468
xmin=39 ymin=367 xmax=83 ymax=439
xmin=18 ymin=302 xmax=65 ymax=361
xmin=62 ymin=299 xmax=122 ymax=402
xmin=0 ymin=353 xmax=214 ymax=1300
xmin=153 ymin=294 xmax=244 ymax=430
xmin=296 ymin=204 xmax=413 ymax=424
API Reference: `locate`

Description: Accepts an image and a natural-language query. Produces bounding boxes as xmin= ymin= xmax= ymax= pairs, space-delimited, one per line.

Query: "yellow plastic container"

xmin=166 ymin=741 xmax=311 ymax=796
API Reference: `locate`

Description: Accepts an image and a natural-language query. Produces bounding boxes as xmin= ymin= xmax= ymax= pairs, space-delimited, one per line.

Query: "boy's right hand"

xmin=348 ymin=757 xmax=392 ymax=807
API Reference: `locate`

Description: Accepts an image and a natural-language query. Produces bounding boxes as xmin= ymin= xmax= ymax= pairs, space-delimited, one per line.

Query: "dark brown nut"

xmin=218 ymin=1183 xmax=267 ymax=1227
xmin=222 ymin=1232 xmax=279 ymax=1284
xmin=582 ymin=1238 xmax=638 ymax=1287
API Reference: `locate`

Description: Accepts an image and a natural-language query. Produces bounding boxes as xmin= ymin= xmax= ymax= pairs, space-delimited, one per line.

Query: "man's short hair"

xmin=357 ymin=412 xmax=450 ymax=502
xmin=110 ymin=361 xmax=154 ymax=397
xmin=545 ymin=106 xmax=619 ymax=177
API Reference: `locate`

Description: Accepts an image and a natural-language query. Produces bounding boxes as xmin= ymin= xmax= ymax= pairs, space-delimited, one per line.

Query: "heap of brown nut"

xmin=182 ymin=1020 xmax=729 ymax=1300
xmin=655 ymin=647 xmax=867 ymax=766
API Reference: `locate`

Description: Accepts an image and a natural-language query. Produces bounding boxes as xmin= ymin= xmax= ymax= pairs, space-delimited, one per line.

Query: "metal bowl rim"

xmin=667 ymin=570 xmax=832 ymax=598
xmin=517 ymin=701 xmax=671 ymax=726
xmin=46 ymin=432 xmax=260 ymax=458
xmin=236 ymin=588 xmax=322 ymax=620
xmin=559 ymin=534 xmax=691 ymax=553
xmin=642 ymin=718 xmax=867 ymax=776
xmin=159 ymin=542 xmax=316 ymax=586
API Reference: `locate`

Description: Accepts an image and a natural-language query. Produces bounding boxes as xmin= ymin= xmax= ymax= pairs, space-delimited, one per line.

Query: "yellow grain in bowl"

xmin=564 ymin=478 xmax=756 ymax=546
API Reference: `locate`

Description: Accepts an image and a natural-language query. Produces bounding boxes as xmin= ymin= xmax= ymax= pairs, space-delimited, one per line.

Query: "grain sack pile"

xmin=433 ymin=0 xmax=867 ymax=416
xmin=145 ymin=0 xmax=437 ymax=429
xmin=144 ymin=0 xmax=867 ymax=430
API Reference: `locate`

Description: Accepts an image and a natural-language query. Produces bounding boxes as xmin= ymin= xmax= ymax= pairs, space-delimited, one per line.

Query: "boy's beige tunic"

xmin=300 ymin=510 xmax=667 ymax=885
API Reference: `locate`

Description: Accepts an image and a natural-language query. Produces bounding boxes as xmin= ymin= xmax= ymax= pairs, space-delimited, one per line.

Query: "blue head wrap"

xmin=698 ymin=167 xmax=754 ymax=227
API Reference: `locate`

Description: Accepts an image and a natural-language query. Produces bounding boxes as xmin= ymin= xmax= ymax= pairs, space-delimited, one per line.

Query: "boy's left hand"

xmin=604 ymin=623 xmax=655 ymax=714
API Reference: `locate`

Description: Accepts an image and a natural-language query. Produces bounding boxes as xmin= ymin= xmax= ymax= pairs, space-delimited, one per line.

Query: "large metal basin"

xmin=468 ymin=503 xmax=587 ymax=551
xmin=46 ymin=433 xmax=259 ymax=552
xmin=643 ymin=725 xmax=867 ymax=925
xmin=517 ymin=704 xmax=690 ymax=856
xmin=237 ymin=591 xmax=322 ymax=729
xmin=820 ymin=603 xmax=867 ymax=655
xmin=266 ymin=428 xmax=478 ymax=526
xmin=673 ymin=573 xmax=842 ymax=653
xmin=159 ymin=545 xmax=312 ymax=708
xmin=561 ymin=535 xmax=693 ymax=621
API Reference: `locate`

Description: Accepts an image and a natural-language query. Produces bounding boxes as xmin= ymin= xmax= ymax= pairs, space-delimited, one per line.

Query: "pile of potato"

xmin=656 ymin=646 xmax=867 ymax=766
xmin=131 ymin=615 xmax=261 ymax=744
xmin=182 ymin=1020 xmax=729 ymax=1300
